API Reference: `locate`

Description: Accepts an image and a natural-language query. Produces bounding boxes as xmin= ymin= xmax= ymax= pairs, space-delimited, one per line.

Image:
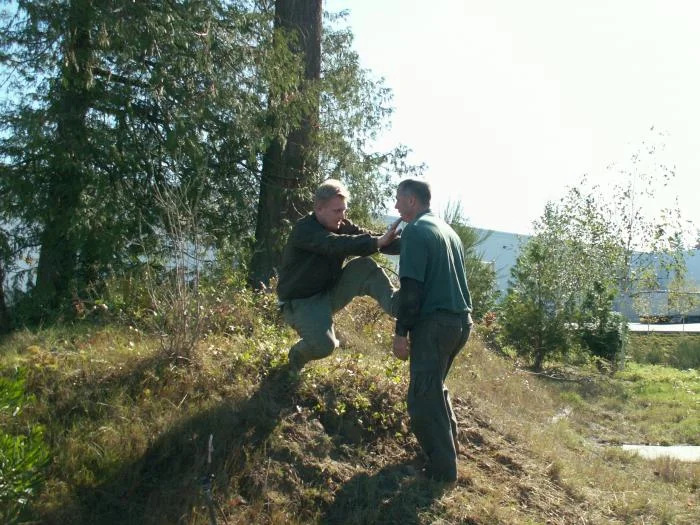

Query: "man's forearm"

xmin=395 ymin=277 xmax=422 ymax=336
xmin=379 ymin=237 xmax=401 ymax=255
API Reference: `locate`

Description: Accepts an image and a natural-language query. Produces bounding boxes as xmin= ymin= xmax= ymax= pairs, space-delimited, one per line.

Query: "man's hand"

xmin=392 ymin=335 xmax=409 ymax=361
xmin=378 ymin=218 xmax=402 ymax=249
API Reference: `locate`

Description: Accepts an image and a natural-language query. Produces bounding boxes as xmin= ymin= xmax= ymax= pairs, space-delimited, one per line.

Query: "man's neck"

xmin=411 ymin=207 xmax=430 ymax=221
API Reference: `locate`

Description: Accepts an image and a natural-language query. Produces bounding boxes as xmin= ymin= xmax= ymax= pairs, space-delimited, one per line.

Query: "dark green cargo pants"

xmin=408 ymin=311 xmax=472 ymax=482
xmin=283 ymin=257 xmax=397 ymax=369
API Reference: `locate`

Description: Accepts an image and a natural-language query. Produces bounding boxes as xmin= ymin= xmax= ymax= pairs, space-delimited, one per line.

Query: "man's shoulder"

xmin=291 ymin=213 xmax=319 ymax=231
xmin=420 ymin=212 xmax=456 ymax=233
xmin=285 ymin=214 xmax=321 ymax=246
xmin=409 ymin=214 xmax=462 ymax=246
xmin=297 ymin=212 xmax=315 ymax=224
xmin=401 ymin=220 xmax=430 ymax=248
xmin=410 ymin=212 xmax=442 ymax=233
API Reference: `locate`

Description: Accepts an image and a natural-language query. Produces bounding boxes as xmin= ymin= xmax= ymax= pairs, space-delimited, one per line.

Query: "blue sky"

xmin=326 ymin=0 xmax=700 ymax=238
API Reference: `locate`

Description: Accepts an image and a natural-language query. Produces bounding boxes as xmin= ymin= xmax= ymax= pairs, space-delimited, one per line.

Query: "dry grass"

xmin=1 ymin=296 xmax=698 ymax=524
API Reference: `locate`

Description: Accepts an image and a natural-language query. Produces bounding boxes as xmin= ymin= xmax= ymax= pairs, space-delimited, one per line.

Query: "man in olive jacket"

xmin=278 ymin=179 xmax=401 ymax=371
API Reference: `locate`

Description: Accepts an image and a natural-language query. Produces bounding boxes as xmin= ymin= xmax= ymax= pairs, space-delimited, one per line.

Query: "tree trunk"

xmin=0 ymin=261 xmax=10 ymax=334
xmin=34 ymin=0 xmax=93 ymax=313
xmin=249 ymin=0 xmax=322 ymax=288
xmin=533 ymin=349 xmax=544 ymax=372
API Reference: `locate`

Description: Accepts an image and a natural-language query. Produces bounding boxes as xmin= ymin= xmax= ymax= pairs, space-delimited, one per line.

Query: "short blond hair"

xmin=314 ymin=179 xmax=350 ymax=206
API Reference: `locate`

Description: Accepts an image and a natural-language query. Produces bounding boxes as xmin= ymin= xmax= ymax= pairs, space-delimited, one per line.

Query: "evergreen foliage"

xmin=0 ymin=1 xmax=416 ymax=319
xmin=579 ymin=310 xmax=628 ymax=366
xmin=501 ymin=232 xmax=574 ymax=371
xmin=442 ymin=200 xmax=499 ymax=320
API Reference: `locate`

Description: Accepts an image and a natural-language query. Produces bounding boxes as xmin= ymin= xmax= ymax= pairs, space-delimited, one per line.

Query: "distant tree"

xmin=442 ymin=201 xmax=498 ymax=320
xmin=667 ymin=271 xmax=699 ymax=328
xmin=630 ymin=268 xmax=660 ymax=324
xmin=502 ymin=186 xmax=632 ymax=369
xmin=501 ymin=205 xmax=581 ymax=370
xmin=502 ymin=131 xmax=690 ymax=369
xmin=602 ymin=130 xmax=688 ymax=295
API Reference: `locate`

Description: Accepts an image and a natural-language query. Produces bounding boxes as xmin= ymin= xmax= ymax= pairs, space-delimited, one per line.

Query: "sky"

xmin=325 ymin=0 xmax=700 ymax=238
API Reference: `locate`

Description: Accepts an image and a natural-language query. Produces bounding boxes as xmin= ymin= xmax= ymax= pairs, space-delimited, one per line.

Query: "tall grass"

xmin=629 ymin=332 xmax=700 ymax=369
xmin=0 ymin=281 xmax=698 ymax=524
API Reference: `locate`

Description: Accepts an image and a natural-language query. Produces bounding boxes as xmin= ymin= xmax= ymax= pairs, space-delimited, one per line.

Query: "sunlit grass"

xmin=1 ymin=294 xmax=699 ymax=524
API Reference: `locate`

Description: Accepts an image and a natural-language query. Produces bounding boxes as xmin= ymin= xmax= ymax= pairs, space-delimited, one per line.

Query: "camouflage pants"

xmin=283 ymin=257 xmax=397 ymax=369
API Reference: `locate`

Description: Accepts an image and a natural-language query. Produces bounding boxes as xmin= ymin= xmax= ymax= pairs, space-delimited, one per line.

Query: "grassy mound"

xmin=1 ymin=296 xmax=698 ymax=524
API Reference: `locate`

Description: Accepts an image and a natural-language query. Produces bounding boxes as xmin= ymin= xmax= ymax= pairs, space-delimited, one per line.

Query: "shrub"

xmin=473 ymin=311 xmax=506 ymax=354
xmin=500 ymin=290 xmax=571 ymax=371
xmin=645 ymin=344 xmax=666 ymax=365
xmin=579 ymin=311 xmax=628 ymax=368
xmin=628 ymin=334 xmax=700 ymax=368
xmin=0 ymin=370 xmax=51 ymax=525
xmin=672 ymin=339 xmax=700 ymax=370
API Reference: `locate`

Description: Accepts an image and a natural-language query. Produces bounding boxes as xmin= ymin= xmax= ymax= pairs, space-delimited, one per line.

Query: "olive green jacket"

xmin=277 ymin=213 xmax=399 ymax=301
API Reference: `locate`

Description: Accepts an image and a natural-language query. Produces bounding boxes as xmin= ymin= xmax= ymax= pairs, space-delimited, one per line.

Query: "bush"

xmin=579 ymin=311 xmax=628 ymax=368
xmin=89 ymin=266 xmax=285 ymax=362
xmin=0 ymin=370 xmax=51 ymax=525
xmin=672 ymin=339 xmax=700 ymax=370
xmin=645 ymin=343 xmax=666 ymax=365
xmin=500 ymin=291 xmax=571 ymax=370
xmin=473 ymin=311 xmax=506 ymax=354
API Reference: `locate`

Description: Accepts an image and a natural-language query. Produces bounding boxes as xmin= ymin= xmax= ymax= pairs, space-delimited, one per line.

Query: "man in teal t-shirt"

xmin=393 ymin=177 xmax=473 ymax=483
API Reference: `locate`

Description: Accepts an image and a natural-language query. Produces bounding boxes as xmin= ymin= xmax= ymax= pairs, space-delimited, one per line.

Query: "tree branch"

xmin=92 ymin=66 xmax=149 ymax=89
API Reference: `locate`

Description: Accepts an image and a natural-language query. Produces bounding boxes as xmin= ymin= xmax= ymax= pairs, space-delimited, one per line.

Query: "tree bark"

xmin=249 ymin=0 xmax=322 ymax=288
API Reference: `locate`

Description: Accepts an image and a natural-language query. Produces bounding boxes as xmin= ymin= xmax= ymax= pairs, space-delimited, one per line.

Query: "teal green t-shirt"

xmin=399 ymin=210 xmax=472 ymax=317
